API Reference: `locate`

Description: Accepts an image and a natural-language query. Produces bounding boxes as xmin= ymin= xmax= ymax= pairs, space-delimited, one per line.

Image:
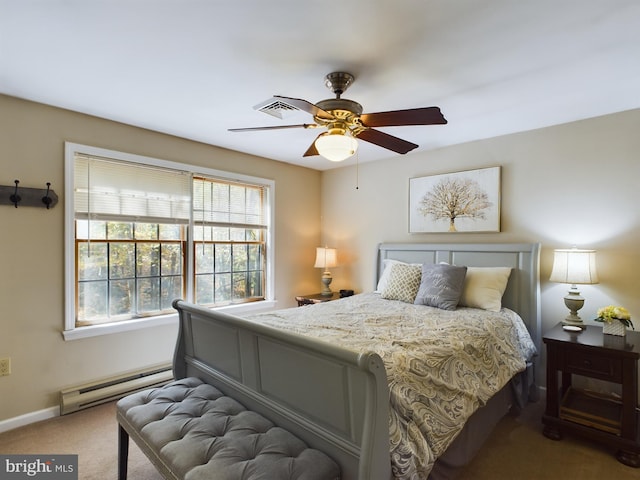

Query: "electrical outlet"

xmin=0 ymin=358 xmax=10 ymax=376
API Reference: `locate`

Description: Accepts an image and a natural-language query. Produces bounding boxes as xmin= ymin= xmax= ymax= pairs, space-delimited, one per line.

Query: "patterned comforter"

xmin=247 ymin=292 xmax=536 ymax=479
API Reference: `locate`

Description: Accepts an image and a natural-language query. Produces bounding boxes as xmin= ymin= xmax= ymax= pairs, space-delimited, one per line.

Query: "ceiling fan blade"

xmin=271 ymin=95 xmax=334 ymax=120
xmin=360 ymin=107 xmax=447 ymax=127
xmin=228 ymin=124 xmax=316 ymax=132
xmin=356 ymin=129 xmax=419 ymax=154
xmin=303 ymin=134 xmax=322 ymax=157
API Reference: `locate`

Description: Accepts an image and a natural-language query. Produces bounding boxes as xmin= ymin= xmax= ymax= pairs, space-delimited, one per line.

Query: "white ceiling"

xmin=1 ymin=1 xmax=639 ymax=170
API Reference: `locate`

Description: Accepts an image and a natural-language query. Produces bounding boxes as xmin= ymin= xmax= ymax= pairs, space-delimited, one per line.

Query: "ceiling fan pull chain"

xmin=355 ymin=150 xmax=359 ymax=190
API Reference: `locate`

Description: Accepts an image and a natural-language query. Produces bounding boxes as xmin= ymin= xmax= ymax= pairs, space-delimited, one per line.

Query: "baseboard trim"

xmin=0 ymin=406 xmax=59 ymax=434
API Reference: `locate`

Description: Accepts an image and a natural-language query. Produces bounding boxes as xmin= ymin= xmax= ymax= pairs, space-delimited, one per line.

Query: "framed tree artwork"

xmin=409 ymin=166 xmax=501 ymax=233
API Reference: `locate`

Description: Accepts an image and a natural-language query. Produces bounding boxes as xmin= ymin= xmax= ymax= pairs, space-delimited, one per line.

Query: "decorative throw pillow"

xmin=459 ymin=267 xmax=512 ymax=312
xmin=414 ymin=263 xmax=468 ymax=310
xmin=380 ymin=263 xmax=422 ymax=303
xmin=376 ymin=259 xmax=420 ymax=292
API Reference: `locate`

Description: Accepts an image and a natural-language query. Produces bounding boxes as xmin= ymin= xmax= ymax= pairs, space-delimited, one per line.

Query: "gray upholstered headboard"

xmin=376 ymin=243 xmax=541 ymax=354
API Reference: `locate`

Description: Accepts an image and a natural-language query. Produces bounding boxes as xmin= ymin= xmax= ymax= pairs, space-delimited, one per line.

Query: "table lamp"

xmin=549 ymin=248 xmax=599 ymax=328
xmin=314 ymin=247 xmax=337 ymax=296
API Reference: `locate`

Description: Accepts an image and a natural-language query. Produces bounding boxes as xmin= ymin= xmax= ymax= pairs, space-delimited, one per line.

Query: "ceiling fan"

xmin=229 ymin=72 xmax=447 ymax=162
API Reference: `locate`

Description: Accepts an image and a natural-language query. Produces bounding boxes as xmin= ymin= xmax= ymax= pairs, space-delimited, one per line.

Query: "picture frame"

xmin=409 ymin=166 xmax=501 ymax=233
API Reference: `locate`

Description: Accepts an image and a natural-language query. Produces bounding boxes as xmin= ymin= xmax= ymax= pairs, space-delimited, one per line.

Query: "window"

xmin=192 ymin=177 xmax=266 ymax=306
xmin=64 ymin=143 xmax=274 ymax=340
xmin=75 ymin=220 xmax=186 ymax=325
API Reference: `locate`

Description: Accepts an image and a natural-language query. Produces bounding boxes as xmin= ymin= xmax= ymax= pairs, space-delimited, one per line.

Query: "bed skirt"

xmin=429 ymin=364 xmax=537 ymax=480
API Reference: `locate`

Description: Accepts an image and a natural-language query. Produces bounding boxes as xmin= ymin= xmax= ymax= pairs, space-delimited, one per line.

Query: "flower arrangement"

xmin=594 ymin=305 xmax=634 ymax=329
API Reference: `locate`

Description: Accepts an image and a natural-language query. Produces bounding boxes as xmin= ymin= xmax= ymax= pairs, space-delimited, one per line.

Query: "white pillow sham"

xmin=458 ymin=267 xmax=512 ymax=312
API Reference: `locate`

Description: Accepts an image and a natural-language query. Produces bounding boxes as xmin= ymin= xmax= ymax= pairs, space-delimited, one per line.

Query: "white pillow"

xmin=376 ymin=259 xmax=420 ymax=292
xmin=459 ymin=267 xmax=512 ymax=312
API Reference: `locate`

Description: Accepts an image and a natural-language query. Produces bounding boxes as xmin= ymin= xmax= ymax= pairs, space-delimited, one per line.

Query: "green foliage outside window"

xmin=76 ymin=221 xmax=184 ymax=324
xmin=77 ymin=220 xmax=265 ymax=325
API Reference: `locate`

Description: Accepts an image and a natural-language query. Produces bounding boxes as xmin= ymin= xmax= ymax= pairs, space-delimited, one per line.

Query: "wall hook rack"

xmin=42 ymin=182 xmax=53 ymax=209
xmin=9 ymin=180 xmax=20 ymax=208
xmin=1 ymin=180 xmax=58 ymax=209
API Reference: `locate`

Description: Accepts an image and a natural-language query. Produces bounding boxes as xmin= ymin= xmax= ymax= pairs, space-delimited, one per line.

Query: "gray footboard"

xmin=172 ymin=300 xmax=392 ymax=480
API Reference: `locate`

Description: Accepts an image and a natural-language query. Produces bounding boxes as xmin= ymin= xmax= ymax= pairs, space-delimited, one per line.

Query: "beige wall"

xmin=2 ymin=93 xmax=638 ymax=422
xmin=321 ymin=109 xmax=640 ymax=388
xmin=0 ymin=94 xmax=322 ymax=421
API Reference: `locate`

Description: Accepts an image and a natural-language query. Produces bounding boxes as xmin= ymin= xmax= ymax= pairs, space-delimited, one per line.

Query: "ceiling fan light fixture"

xmin=315 ymin=130 xmax=358 ymax=162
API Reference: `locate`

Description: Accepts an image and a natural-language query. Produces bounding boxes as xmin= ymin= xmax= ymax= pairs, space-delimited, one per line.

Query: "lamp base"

xmin=562 ymin=288 xmax=585 ymax=329
xmin=562 ymin=315 xmax=585 ymax=329
xmin=320 ymin=271 xmax=333 ymax=296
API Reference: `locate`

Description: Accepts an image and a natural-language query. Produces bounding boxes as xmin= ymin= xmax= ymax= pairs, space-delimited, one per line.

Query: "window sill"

xmin=62 ymin=300 xmax=279 ymax=341
xmin=215 ymin=299 xmax=278 ymax=315
xmin=62 ymin=314 xmax=178 ymax=341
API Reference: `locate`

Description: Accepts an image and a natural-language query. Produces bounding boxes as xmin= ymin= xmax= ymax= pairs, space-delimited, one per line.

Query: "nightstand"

xmin=542 ymin=323 xmax=640 ymax=467
xmin=295 ymin=292 xmax=341 ymax=306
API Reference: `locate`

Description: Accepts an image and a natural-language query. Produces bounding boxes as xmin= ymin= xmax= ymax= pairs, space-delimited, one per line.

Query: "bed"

xmin=373 ymin=242 xmax=540 ymax=478
xmin=172 ymin=242 xmax=541 ymax=480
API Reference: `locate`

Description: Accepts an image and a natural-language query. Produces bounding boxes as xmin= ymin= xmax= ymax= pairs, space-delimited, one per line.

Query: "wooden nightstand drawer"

xmin=564 ymin=349 xmax=621 ymax=382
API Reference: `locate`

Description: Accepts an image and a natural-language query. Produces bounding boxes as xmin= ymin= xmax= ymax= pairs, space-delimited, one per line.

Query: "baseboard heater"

xmin=60 ymin=363 xmax=173 ymax=415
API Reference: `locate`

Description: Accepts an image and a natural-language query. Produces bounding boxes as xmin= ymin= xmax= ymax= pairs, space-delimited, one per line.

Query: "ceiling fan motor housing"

xmin=324 ymin=72 xmax=355 ymax=96
xmin=316 ymin=98 xmax=363 ymax=115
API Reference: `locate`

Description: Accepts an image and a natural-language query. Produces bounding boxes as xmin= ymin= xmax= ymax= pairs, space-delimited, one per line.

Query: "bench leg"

xmin=118 ymin=424 xmax=129 ymax=480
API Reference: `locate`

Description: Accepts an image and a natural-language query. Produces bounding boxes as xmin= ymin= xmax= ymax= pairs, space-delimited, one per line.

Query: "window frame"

xmin=64 ymin=142 xmax=276 ymax=340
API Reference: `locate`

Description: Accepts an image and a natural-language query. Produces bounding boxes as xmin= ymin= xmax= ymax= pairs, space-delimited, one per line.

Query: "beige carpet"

xmin=457 ymin=401 xmax=638 ymax=480
xmin=0 ymin=402 xmax=162 ymax=480
xmin=0 ymin=400 xmax=637 ymax=479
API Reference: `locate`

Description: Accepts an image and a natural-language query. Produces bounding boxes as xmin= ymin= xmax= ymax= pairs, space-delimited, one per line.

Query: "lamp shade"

xmin=315 ymin=132 xmax=358 ymax=162
xmin=549 ymin=248 xmax=599 ymax=285
xmin=314 ymin=247 xmax=337 ymax=269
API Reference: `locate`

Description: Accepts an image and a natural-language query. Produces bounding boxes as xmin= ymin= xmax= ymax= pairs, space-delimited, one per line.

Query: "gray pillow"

xmin=414 ymin=263 xmax=468 ymax=310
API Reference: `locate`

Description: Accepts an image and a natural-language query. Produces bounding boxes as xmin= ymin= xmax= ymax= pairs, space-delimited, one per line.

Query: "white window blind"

xmin=74 ymin=154 xmax=191 ymax=223
xmin=193 ymin=177 xmax=267 ymax=229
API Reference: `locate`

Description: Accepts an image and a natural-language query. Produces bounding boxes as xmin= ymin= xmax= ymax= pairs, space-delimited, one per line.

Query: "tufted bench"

xmin=117 ymin=377 xmax=340 ymax=480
